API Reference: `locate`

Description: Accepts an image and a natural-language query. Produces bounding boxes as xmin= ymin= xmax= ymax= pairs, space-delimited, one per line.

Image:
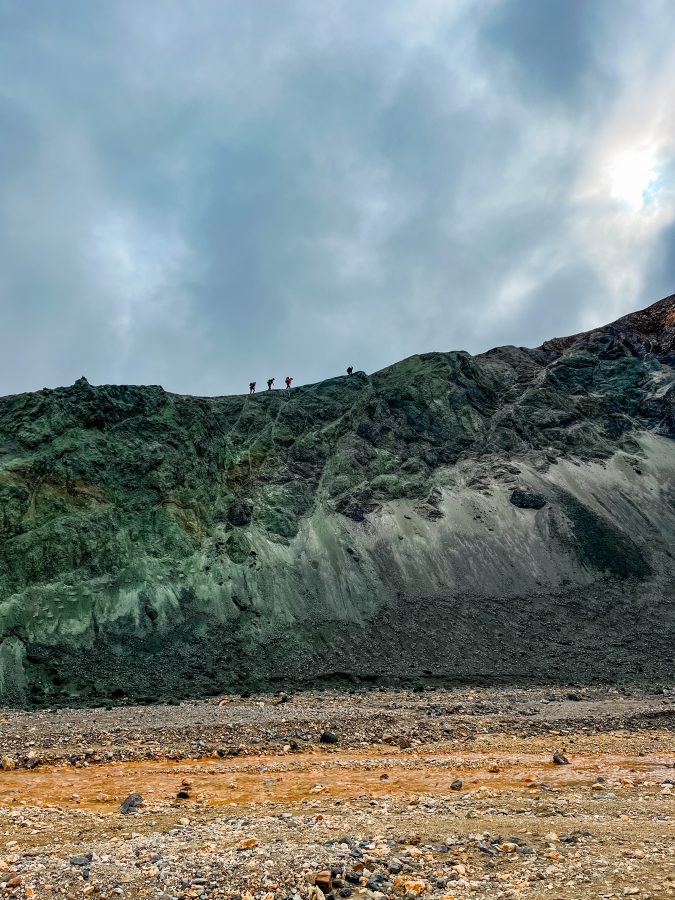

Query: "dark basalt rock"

xmin=510 ymin=489 xmax=547 ymax=510
xmin=227 ymin=499 xmax=253 ymax=527
xmin=120 ymin=793 xmax=143 ymax=814
xmin=335 ymin=499 xmax=367 ymax=522
xmin=415 ymin=503 xmax=445 ymax=520
xmin=335 ymin=492 xmax=381 ymax=522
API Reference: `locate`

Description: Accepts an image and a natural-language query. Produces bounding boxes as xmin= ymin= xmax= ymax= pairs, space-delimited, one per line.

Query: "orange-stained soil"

xmin=0 ymin=747 xmax=669 ymax=811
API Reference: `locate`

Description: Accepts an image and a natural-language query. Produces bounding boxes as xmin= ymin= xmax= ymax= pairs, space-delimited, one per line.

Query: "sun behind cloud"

xmin=609 ymin=148 xmax=660 ymax=210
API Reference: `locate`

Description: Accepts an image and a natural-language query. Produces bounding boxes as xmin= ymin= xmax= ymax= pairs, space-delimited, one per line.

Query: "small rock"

xmin=450 ymin=779 xmax=463 ymax=791
xmin=553 ymin=752 xmax=570 ymax=765
xmin=237 ymin=839 xmax=258 ymax=850
xmin=315 ymin=870 xmax=333 ymax=893
xmin=476 ymin=842 xmax=497 ymax=855
xmin=1 ymin=756 xmax=15 ymax=771
xmin=510 ymin=489 xmax=547 ymax=510
xmin=120 ymin=793 xmax=143 ymax=814
xmin=227 ymin=498 xmax=253 ymax=527
xmin=320 ymin=731 xmax=338 ymax=745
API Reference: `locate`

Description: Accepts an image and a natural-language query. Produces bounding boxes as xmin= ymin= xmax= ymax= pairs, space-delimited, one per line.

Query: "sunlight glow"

xmin=608 ymin=149 xmax=659 ymax=210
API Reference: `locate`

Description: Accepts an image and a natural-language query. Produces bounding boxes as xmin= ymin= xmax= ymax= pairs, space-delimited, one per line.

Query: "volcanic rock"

xmin=0 ymin=295 xmax=674 ymax=704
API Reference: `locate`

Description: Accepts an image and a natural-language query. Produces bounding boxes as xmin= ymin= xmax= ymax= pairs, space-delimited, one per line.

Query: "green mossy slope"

xmin=1 ymin=296 xmax=674 ymax=705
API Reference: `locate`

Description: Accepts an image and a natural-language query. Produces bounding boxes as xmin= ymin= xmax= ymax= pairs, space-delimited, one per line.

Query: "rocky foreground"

xmin=0 ymin=687 xmax=673 ymax=898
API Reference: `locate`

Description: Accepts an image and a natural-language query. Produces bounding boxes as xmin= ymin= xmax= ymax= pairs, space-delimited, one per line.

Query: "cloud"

xmin=482 ymin=0 xmax=605 ymax=100
xmin=0 ymin=0 xmax=674 ymax=396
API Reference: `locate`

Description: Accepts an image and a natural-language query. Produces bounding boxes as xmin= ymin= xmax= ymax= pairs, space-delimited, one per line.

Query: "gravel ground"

xmin=0 ymin=687 xmax=673 ymax=899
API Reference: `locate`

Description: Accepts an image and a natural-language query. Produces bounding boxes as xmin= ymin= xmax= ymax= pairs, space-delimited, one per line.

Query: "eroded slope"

xmin=0 ymin=296 xmax=674 ymax=704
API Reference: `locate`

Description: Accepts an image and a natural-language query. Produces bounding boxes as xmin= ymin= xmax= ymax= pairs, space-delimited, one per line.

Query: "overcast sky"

xmin=1 ymin=0 xmax=674 ymax=396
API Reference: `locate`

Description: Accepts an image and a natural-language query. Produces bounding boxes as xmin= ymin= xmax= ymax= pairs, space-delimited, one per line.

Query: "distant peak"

xmin=613 ymin=292 xmax=675 ymax=340
xmin=542 ymin=292 xmax=675 ymax=356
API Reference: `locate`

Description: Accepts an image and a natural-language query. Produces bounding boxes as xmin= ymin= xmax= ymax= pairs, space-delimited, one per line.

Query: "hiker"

xmin=285 ymin=376 xmax=293 ymax=391
xmin=347 ymin=366 xmax=353 ymax=375
xmin=267 ymin=377 xmax=274 ymax=390
xmin=249 ymin=381 xmax=256 ymax=394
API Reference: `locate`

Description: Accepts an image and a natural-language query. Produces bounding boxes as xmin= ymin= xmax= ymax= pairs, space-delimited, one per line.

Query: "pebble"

xmin=315 ymin=870 xmax=333 ymax=892
xmin=120 ymin=792 xmax=143 ymax=814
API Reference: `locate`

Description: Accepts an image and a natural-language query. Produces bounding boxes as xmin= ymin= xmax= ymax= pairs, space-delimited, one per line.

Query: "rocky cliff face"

xmin=1 ymin=296 xmax=674 ymax=706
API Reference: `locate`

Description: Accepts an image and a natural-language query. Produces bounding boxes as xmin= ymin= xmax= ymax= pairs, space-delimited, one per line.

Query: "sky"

xmin=1 ymin=0 xmax=675 ymax=397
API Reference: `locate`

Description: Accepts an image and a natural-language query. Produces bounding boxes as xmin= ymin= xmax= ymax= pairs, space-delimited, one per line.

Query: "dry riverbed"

xmin=0 ymin=687 xmax=673 ymax=899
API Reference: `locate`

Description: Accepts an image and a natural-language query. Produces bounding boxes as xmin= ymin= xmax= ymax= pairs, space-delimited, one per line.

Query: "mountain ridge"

xmin=0 ymin=295 xmax=673 ymax=706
